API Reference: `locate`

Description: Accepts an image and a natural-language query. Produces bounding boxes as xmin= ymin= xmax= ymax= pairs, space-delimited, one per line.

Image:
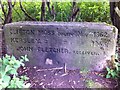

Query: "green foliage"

xmin=52 ymin=2 xmax=72 ymax=21
xmin=12 ymin=2 xmax=41 ymax=22
xmin=0 ymin=1 xmax=111 ymax=23
xmin=106 ymin=61 xmax=120 ymax=79
xmin=77 ymin=2 xmax=111 ymax=23
xmin=0 ymin=54 xmax=30 ymax=89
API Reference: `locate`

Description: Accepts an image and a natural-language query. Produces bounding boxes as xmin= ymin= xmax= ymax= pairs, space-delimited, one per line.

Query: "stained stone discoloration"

xmin=4 ymin=22 xmax=118 ymax=71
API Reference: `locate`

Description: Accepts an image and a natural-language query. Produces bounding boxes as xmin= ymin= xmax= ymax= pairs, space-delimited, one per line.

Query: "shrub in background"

xmin=0 ymin=1 xmax=111 ymax=23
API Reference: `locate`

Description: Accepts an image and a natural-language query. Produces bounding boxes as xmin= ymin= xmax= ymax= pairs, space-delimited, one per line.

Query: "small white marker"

xmin=45 ymin=58 xmax=53 ymax=65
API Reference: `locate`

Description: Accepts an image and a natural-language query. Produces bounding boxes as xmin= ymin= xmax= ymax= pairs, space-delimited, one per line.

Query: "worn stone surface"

xmin=4 ymin=22 xmax=118 ymax=71
xmin=0 ymin=29 xmax=2 ymax=57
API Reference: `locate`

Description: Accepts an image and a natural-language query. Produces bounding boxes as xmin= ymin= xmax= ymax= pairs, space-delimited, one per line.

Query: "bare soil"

xmin=18 ymin=66 xmax=118 ymax=88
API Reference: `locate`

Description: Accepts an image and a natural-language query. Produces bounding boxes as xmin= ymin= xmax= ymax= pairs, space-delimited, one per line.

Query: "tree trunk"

xmin=110 ymin=2 xmax=120 ymax=61
xmin=40 ymin=0 xmax=46 ymax=21
xmin=4 ymin=0 xmax=12 ymax=24
xmin=110 ymin=2 xmax=120 ymax=33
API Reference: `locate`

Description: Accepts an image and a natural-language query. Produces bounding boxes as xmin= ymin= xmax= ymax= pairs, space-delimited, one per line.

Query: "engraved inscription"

xmin=4 ymin=22 xmax=117 ymax=71
xmin=9 ymin=28 xmax=111 ymax=56
xmin=9 ymin=29 xmax=109 ymax=38
xmin=10 ymin=29 xmax=35 ymax=35
xmin=73 ymin=50 xmax=99 ymax=55
xmin=93 ymin=32 xmax=108 ymax=37
xmin=37 ymin=47 xmax=69 ymax=54
xmin=17 ymin=46 xmax=34 ymax=51
xmin=16 ymin=46 xmax=100 ymax=56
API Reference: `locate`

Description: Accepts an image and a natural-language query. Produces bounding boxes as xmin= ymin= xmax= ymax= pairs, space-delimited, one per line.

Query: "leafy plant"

xmin=0 ymin=54 xmax=30 ymax=89
xmin=0 ymin=1 xmax=111 ymax=23
xmin=106 ymin=60 xmax=120 ymax=79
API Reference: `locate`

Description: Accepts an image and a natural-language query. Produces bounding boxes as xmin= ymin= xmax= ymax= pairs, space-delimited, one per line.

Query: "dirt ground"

xmin=18 ymin=66 xmax=118 ymax=88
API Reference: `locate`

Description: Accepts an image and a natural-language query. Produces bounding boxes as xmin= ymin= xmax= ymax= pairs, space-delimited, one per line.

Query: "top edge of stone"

xmin=4 ymin=21 xmax=111 ymax=26
xmin=4 ymin=21 xmax=117 ymax=30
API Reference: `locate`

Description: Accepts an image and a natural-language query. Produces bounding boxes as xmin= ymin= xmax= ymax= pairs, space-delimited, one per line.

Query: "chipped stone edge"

xmin=95 ymin=25 xmax=118 ymax=71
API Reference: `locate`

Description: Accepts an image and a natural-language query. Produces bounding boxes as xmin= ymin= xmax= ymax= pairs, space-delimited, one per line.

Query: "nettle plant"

xmin=0 ymin=54 xmax=30 ymax=89
xmin=106 ymin=55 xmax=120 ymax=79
xmin=106 ymin=62 xmax=120 ymax=79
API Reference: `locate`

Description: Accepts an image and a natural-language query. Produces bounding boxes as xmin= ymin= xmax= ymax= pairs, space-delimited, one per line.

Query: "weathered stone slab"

xmin=0 ymin=29 xmax=2 ymax=57
xmin=4 ymin=22 xmax=118 ymax=71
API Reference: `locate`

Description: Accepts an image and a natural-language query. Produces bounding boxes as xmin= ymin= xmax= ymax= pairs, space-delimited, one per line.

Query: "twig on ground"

xmin=64 ymin=63 xmax=67 ymax=73
xmin=36 ymin=67 xmax=63 ymax=72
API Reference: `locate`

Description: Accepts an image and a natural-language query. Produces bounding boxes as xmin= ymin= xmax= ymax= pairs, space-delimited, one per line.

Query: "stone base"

xmin=4 ymin=22 xmax=118 ymax=71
